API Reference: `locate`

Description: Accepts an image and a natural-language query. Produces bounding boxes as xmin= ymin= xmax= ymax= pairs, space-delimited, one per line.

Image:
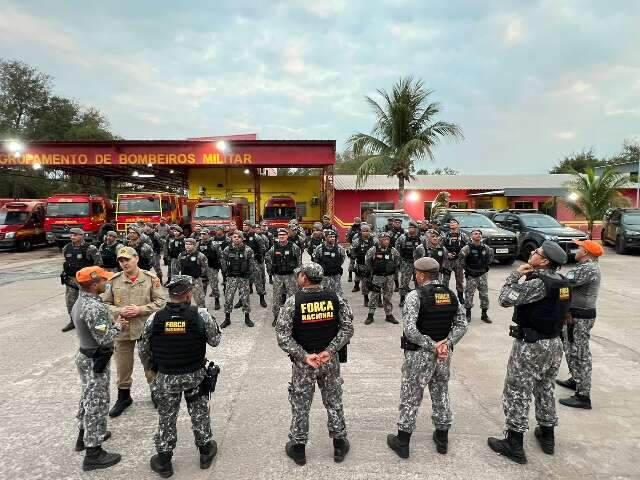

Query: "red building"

xmin=333 ymin=174 xmax=638 ymax=237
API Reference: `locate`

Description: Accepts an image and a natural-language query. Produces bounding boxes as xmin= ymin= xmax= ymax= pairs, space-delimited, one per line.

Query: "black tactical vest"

xmin=444 ymin=232 xmax=464 ymax=256
xmin=273 ymin=242 xmax=298 ymax=275
xmin=246 ymin=234 xmax=263 ymax=262
xmin=465 ymin=243 xmax=490 ymax=277
xmin=168 ymin=237 xmax=185 ymax=258
xmin=318 ymin=244 xmax=343 ymax=276
xmin=149 ymin=233 xmax=162 ymax=253
xmin=422 ymin=240 xmax=445 ymax=268
xmin=213 ymin=235 xmax=229 ymax=253
xmin=513 ymin=274 xmax=571 ymax=337
xmin=307 ymin=236 xmax=323 ymax=256
xmin=372 ymin=247 xmax=396 ymax=275
xmin=346 ymin=224 xmax=361 ymax=242
xmin=390 ymin=228 xmax=404 ymax=247
xmin=292 ymin=289 xmax=340 ymax=354
xmin=400 ymin=235 xmax=421 ymax=261
xmin=131 ymin=243 xmax=151 ymax=271
xmin=354 ymin=237 xmax=375 ymax=264
xmin=63 ymin=243 xmax=92 ymax=276
xmin=414 ymin=284 xmax=459 ymax=342
xmin=289 ymin=233 xmax=304 ymax=250
xmin=199 ymin=240 xmax=221 ymax=269
xmin=100 ymin=242 xmax=119 ymax=268
xmin=150 ymin=304 xmax=206 ymax=374
xmin=180 ymin=253 xmax=202 ymax=278
xmin=226 ymin=247 xmax=250 ymax=277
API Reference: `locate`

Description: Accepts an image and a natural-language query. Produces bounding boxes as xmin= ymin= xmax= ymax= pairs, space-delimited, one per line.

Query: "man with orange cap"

xmin=557 ymin=239 xmax=603 ymax=410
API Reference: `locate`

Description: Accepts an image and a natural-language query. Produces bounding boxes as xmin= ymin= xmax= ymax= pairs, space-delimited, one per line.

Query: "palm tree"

xmin=565 ymin=167 xmax=631 ymax=238
xmin=347 ymin=77 xmax=463 ymax=208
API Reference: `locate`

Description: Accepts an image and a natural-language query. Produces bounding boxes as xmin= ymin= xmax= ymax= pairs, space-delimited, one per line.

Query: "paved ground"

xmin=0 ymin=246 xmax=639 ymax=479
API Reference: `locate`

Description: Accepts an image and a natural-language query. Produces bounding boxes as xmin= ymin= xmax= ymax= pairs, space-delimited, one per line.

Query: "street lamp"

xmin=32 ymin=163 xmax=42 ymax=170
xmin=216 ymin=140 xmax=229 ymax=152
xmin=408 ymin=191 xmax=420 ymax=202
xmin=567 ymin=192 xmax=579 ymax=202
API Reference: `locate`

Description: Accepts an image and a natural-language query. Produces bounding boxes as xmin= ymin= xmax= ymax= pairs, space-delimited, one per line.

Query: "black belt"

xmin=509 ymin=326 xmax=559 ymax=343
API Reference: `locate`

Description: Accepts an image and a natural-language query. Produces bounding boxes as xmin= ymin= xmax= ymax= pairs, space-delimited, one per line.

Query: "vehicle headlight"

xmin=543 ymin=235 xmax=559 ymax=241
xmin=5 ymin=232 xmax=15 ymax=239
xmin=626 ymin=230 xmax=640 ymax=237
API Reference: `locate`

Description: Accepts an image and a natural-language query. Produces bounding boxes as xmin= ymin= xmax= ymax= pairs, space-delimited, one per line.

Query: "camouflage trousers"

xmin=170 ymin=258 xmax=181 ymax=277
xmin=152 ymin=253 xmax=163 ymax=279
xmin=65 ymin=281 xmax=80 ymax=316
xmin=203 ymin=267 xmax=220 ymax=298
xmin=288 ymin=357 xmax=347 ymax=445
xmin=368 ymin=275 xmax=394 ymax=315
xmin=190 ymin=277 xmax=206 ymax=308
xmin=76 ymin=352 xmax=110 ymax=448
xmin=563 ymin=317 xmax=595 ymax=396
xmin=354 ymin=265 xmax=370 ymax=295
xmin=502 ymin=338 xmax=563 ymax=433
xmin=399 ymin=259 xmax=416 ymax=296
xmin=398 ymin=349 xmax=452 ymax=433
xmin=224 ymin=276 xmax=250 ymax=314
xmin=321 ymin=274 xmax=343 ymax=296
xmin=348 ymin=255 xmax=355 ymax=273
xmin=464 ymin=273 xmax=489 ymax=309
xmin=251 ymin=261 xmax=266 ymax=295
xmin=442 ymin=258 xmax=464 ymax=294
xmin=272 ymin=274 xmax=298 ymax=319
xmin=154 ymin=369 xmax=213 ymax=454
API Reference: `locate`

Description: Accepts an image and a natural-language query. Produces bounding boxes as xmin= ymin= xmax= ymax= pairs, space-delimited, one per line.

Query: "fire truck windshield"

xmin=47 ymin=202 xmax=90 ymax=217
xmin=0 ymin=211 xmax=29 ymax=225
xmin=119 ymin=198 xmax=161 ymax=213
xmin=263 ymin=207 xmax=297 ymax=220
xmin=195 ymin=204 xmax=231 ymax=219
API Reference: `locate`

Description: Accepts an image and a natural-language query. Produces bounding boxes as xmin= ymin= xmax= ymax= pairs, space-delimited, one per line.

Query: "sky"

xmin=1 ymin=0 xmax=639 ymax=174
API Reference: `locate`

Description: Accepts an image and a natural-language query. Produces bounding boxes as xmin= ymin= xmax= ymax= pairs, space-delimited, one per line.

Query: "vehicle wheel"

xmin=499 ymin=257 xmax=515 ymax=265
xmin=520 ymin=242 xmax=536 ymax=261
xmin=18 ymin=240 xmax=32 ymax=251
xmin=615 ymin=236 xmax=627 ymax=254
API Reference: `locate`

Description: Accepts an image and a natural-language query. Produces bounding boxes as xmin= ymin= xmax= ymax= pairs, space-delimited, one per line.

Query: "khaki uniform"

xmin=101 ymin=270 xmax=166 ymax=389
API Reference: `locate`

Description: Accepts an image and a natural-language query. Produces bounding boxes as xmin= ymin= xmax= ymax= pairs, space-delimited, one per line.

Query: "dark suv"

xmin=601 ymin=208 xmax=640 ymax=254
xmin=440 ymin=211 xmax=519 ymax=264
xmin=492 ymin=212 xmax=588 ymax=261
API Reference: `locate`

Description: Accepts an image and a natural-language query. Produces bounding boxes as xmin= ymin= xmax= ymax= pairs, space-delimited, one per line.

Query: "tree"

xmin=549 ymin=148 xmax=603 ymax=174
xmin=564 ymin=167 xmax=631 ymax=237
xmin=334 ymin=150 xmax=363 ymax=174
xmin=415 ymin=166 xmax=458 ymax=175
xmin=347 ymin=77 xmax=463 ymax=208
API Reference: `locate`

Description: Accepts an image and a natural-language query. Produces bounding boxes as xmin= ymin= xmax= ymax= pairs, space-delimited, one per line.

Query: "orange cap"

xmin=76 ymin=266 xmax=114 ymax=283
xmin=573 ymin=239 xmax=604 ymax=257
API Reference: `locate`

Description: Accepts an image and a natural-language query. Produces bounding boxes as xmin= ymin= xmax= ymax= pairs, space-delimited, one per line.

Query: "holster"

xmin=80 ymin=346 xmax=114 ymax=374
xmin=509 ymin=325 xmax=542 ymax=343
xmin=163 ymin=256 xmax=170 ymax=266
xmin=60 ymin=272 xmax=67 ymax=286
xmin=400 ymin=334 xmax=420 ymax=351
xmin=198 ymin=361 xmax=221 ymax=398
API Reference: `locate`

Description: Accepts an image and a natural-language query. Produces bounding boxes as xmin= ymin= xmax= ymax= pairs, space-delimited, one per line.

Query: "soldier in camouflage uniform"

xmin=306 ymin=223 xmax=325 ymax=257
xmin=387 ymin=257 xmax=468 ymax=458
xmin=441 ymin=219 xmax=469 ymax=303
xmin=189 ymin=223 xmax=203 ymax=239
xmin=313 ymin=229 xmax=346 ymax=296
xmin=61 ymin=228 xmax=99 ymax=332
xmin=287 ymin=220 xmax=307 ymax=252
xmin=488 ymin=241 xmax=571 ymax=464
xmin=276 ymin=263 xmax=354 ymax=466
xmin=165 ymin=226 xmax=186 ymax=282
xmin=345 ymin=217 xmax=362 ymax=282
xmin=72 ymin=266 xmax=123 ymax=471
xmin=266 ymin=228 xmax=302 ymax=326
xmin=220 ymin=232 xmax=255 ymax=328
xmin=458 ymin=229 xmax=494 ymax=323
xmin=197 ymin=229 xmax=222 ymax=310
xmin=126 ymin=226 xmax=155 ymax=272
xmin=144 ymin=223 xmax=165 ymax=282
xmin=350 ymin=224 xmax=376 ymax=304
xmin=243 ymin=222 xmax=268 ymax=307
xmin=177 ymin=238 xmax=209 ymax=309
xmin=97 ymin=231 xmax=124 ymax=273
xmin=414 ymin=229 xmax=448 ymax=280
xmin=365 ymin=232 xmax=401 ymax=325
xmin=212 ymin=225 xmax=230 ymax=293
xmin=557 ymin=239 xmax=603 ymax=410
xmin=139 ymin=275 xmax=222 ymax=477
xmin=395 ymin=221 xmax=422 ymax=307
xmin=389 ymin=218 xmax=405 ymax=292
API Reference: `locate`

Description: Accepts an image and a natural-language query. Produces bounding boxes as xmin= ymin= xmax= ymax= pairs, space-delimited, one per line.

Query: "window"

xmin=91 ymin=202 xmax=104 ymax=214
xmin=360 ymin=202 xmax=394 ymax=221
xmin=296 ymin=202 xmax=307 ymax=219
xmin=448 ymin=201 xmax=468 ymax=209
xmin=161 ymin=200 xmax=175 ymax=212
xmin=46 ymin=202 xmax=90 ymax=217
xmin=474 ymin=199 xmax=493 ymax=209
xmin=493 ymin=213 xmax=507 ymax=224
xmin=423 ymin=201 xmax=433 ymax=220
xmin=119 ymin=197 xmax=160 ymax=213
xmin=513 ymin=201 xmax=534 ymax=209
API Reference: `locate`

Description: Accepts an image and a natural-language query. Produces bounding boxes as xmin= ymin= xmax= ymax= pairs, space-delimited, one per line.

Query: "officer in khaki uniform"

xmin=101 ymin=246 xmax=166 ymax=417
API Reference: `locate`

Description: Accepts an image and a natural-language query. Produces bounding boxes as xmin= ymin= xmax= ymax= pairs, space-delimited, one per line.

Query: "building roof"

xmin=334 ymin=174 xmax=578 ymax=191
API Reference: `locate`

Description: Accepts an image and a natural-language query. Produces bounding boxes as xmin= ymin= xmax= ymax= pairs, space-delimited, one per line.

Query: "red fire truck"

xmin=191 ymin=198 xmax=249 ymax=231
xmin=116 ymin=192 xmax=196 ymax=234
xmin=45 ymin=194 xmax=115 ymax=247
xmin=0 ymin=200 xmax=47 ymax=250
xmin=262 ymin=196 xmax=299 ymax=233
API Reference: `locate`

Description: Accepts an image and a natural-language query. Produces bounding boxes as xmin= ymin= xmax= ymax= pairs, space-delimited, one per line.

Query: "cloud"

xmin=554 ymin=131 xmax=576 ymax=140
xmin=303 ymin=0 xmax=347 ymax=18
xmin=503 ymin=16 xmax=525 ymax=46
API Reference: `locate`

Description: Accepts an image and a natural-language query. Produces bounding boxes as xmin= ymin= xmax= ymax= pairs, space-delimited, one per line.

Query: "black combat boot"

xmin=457 ymin=290 xmax=465 ymax=303
xmin=385 ymin=314 xmax=399 ymax=324
xmin=556 ymin=378 xmax=577 ymax=390
xmin=432 ymin=429 xmax=448 ymax=454
xmin=244 ymin=313 xmax=254 ymax=327
xmin=150 ymin=451 xmax=173 ymax=478
xmin=109 ymin=389 xmax=133 ymax=417
xmin=272 ymin=316 xmax=277 ymax=327
xmin=333 ymin=438 xmax=350 ymax=463
xmin=400 ymin=294 xmax=405 ymax=307
xmin=62 ymin=319 xmax=75 ymax=332
xmin=363 ymin=294 xmax=369 ymax=307
xmin=559 ymin=394 xmax=592 ymax=409
xmin=199 ymin=440 xmax=218 ymax=469
xmin=234 ymin=299 xmax=242 ymax=309
xmin=534 ymin=425 xmax=555 ymax=454
xmin=487 ymin=430 xmax=527 ymax=464
xmin=348 ymin=271 xmax=353 ymax=282
xmin=83 ymin=446 xmax=121 ymax=471
xmin=387 ymin=430 xmax=411 ymax=459
xmin=364 ymin=313 xmax=374 ymax=325
xmin=214 ymin=298 xmax=221 ymax=310
xmin=394 ymin=279 xmax=399 ymax=292
xmin=249 ymin=284 xmax=254 ymax=294
xmin=75 ymin=429 xmax=112 ymax=451
xmin=151 ymin=389 xmax=158 ymax=409
xmin=481 ymin=309 xmax=492 ymax=323
xmin=220 ymin=313 xmax=231 ymax=329
xmin=285 ymin=441 xmax=306 ymax=466
xmin=352 ymin=281 xmax=360 ymax=293
xmin=259 ymin=294 xmax=267 ymax=308
xmin=269 ymin=274 xmax=273 ymax=284
xmin=466 ymin=308 xmax=472 ymax=321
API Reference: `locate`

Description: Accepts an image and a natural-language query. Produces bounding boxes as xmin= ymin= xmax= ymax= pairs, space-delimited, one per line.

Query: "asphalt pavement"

xmin=0 ymin=246 xmax=638 ymax=479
